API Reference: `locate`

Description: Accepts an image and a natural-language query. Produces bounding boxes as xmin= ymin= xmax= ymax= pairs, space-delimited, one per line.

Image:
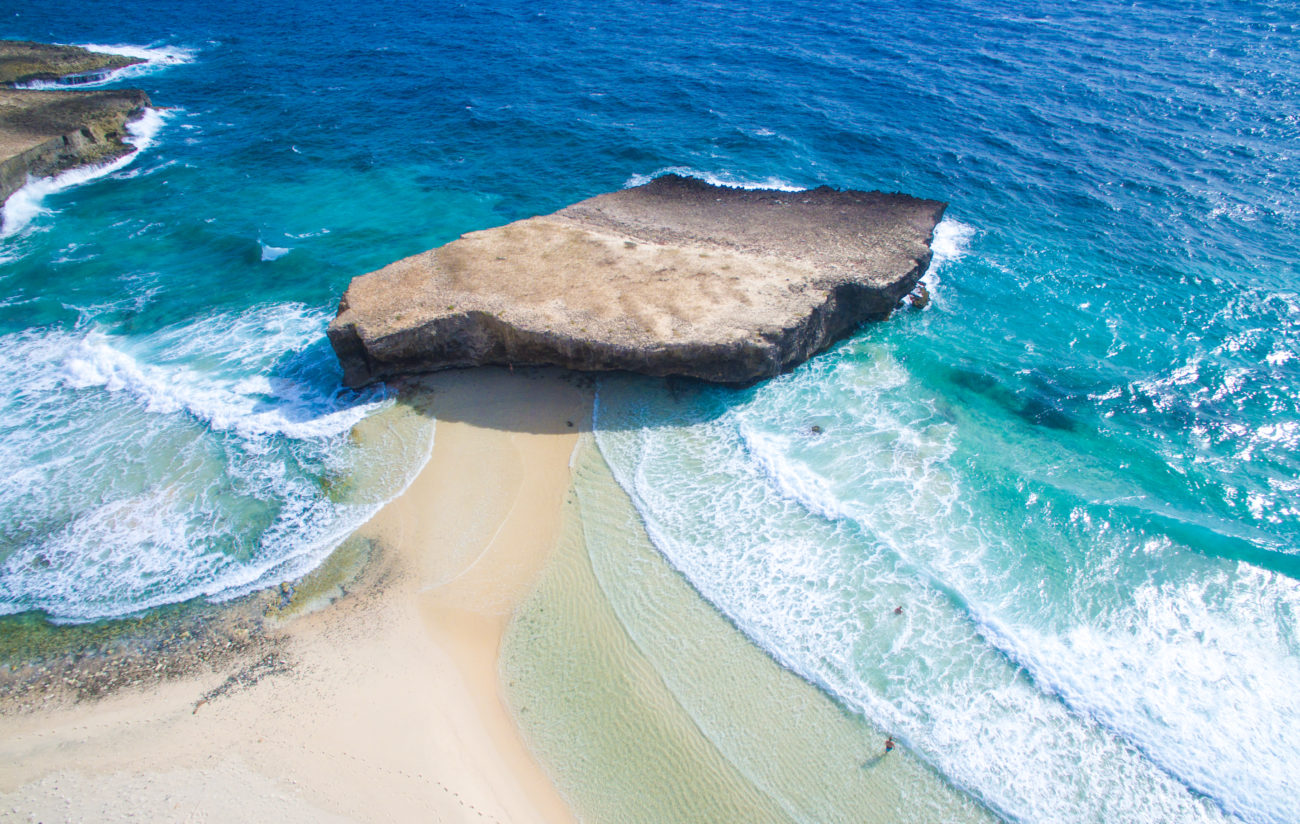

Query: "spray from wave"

xmin=624 ymin=166 xmax=807 ymax=192
xmin=921 ymin=218 xmax=975 ymax=301
xmin=10 ymin=43 xmax=196 ymax=89
xmin=0 ymin=304 xmax=430 ymax=623
xmin=1 ymin=107 xmax=171 ymax=237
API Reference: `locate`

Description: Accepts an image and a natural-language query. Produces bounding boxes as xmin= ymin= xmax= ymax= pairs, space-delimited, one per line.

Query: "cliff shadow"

xmin=388 ymin=366 xmax=738 ymax=436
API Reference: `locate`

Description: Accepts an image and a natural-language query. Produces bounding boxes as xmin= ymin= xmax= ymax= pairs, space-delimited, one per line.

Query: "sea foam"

xmin=260 ymin=242 xmax=292 ymax=262
xmin=0 ymin=303 xmax=428 ymax=622
xmin=720 ymin=349 xmax=1300 ymax=824
xmin=11 ymin=43 xmax=195 ymax=89
xmin=594 ymin=357 xmax=1238 ymax=824
xmin=624 ymin=166 xmax=807 ymax=192
xmin=922 ymin=218 xmax=976 ymax=302
xmin=0 ymin=107 xmax=171 ymax=237
xmin=59 ymin=333 xmax=378 ymax=440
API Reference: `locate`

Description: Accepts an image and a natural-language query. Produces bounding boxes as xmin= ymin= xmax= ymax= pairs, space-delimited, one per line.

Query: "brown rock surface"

xmin=329 ymin=174 xmax=946 ymax=386
xmin=0 ymin=41 xmax=151 ymax=209
xmin=0 ymin=88 xmax=151 ymax=206
xmin=0 ymin=40 xmax=141 ymax=87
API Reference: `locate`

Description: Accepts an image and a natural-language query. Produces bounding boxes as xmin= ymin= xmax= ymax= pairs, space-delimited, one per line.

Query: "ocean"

xmin=2 ymin=1 xmax=1297 ymax=822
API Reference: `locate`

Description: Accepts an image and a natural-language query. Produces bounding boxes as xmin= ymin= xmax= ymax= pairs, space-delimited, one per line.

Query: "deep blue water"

xmin=3 ymin=1 xmax=1298 ymax=822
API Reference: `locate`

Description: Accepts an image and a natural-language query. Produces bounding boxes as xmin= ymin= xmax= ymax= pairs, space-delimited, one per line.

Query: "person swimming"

xmin=885 ymin=736 xmax=895 ymax=754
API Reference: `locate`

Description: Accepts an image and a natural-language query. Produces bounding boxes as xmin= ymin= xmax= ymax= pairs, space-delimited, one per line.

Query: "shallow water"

xmin=3 ymin=1 xmax=1298 ymax=820
xmin=502 ymin=437 xmax=995 ymax=824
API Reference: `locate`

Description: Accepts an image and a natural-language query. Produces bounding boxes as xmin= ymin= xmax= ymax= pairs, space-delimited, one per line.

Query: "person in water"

xmin=861 ymin=735 xmax=897 ymax=768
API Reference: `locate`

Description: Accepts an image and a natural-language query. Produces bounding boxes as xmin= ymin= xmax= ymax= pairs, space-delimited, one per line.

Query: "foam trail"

xmin=0 ymin=303 xmax=431 ymax=623
xmin=921 ymin=218 xmax=975 ymax=300
xmin=715 ymin=344 xmax=1300 ymax=824
xmin=0 ymin=107 xmax=170 ymax=237
xmin=742 ymin=410 xmax=1300 ymax=823
xmin=593 ymin=367 xmax=1234 ymax=824
xmin=624 ymin=166 xmax=807 ymax=191
xmin=971 ymin=571 xmax=1300 ymax=824
xmin=59 ymin=334 xmax=379 ymax=440
xmin=58 ymin=307 xmax=388 ymax=440
xmin=11 ymin=43 xmax=195 ymax=89
xmin=210 ymin=416 xmax=437 ymax=606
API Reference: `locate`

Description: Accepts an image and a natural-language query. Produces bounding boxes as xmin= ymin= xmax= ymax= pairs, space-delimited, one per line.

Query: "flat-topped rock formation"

xmin=329 ymin=175 xmax=946 ymax=387
xmin=0 ymin=88 xmax=151 ymax=205
xmin=0 ymin=40 xmax=142 ymax=87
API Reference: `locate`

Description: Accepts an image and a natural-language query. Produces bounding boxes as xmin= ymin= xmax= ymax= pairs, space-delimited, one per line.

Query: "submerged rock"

xmin=329 ymin=174 xmax=946 ymax=387
xmin=908 ymin=282 xmax=932 ymax=310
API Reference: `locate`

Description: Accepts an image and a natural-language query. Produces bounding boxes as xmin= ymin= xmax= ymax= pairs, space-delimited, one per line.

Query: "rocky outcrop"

xmin=329 ymin=175 xmax=946 ymax=387
xmin=0 ymin=41 xmax=151 ymax=209
xmin=0 ymin=40 xmax=141 ymax=87
xmin=0 ymin=88 xmax=151 ymax=206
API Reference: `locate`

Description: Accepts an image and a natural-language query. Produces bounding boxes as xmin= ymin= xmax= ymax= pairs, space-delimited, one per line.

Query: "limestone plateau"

xmin=0 ymin=41 xmax=150 ymax=207
xmin=329 ymin=174 xmax=946 ymax=386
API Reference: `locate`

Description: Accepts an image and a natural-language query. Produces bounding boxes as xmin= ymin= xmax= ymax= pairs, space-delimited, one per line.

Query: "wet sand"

xmin=0 ymin=368 xmax=584 ymax=823
xmin=500 ymin=435 xmax=996 ymax=824
xmin=0 ymin=367 xmax=993 ymax=823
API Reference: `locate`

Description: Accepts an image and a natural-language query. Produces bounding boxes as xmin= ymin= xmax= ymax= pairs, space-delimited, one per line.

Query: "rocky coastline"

xmin=0 ymin=40 xmax=141 ymax=87
xmin=0 ymin=41 xmax=150 ymax=208
xmin=329 ymin=174 xmax=946 ymax=386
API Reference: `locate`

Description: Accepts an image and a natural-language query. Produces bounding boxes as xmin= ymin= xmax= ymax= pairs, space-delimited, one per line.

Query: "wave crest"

xmin=624 ymin=166 xmax=807 ymax=192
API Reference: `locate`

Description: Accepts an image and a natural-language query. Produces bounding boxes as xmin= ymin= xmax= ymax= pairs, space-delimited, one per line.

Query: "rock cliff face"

xmin=329 ymin=175 xmax=946 ymax=387
xmin=0 ymin=88 xmax=151 ymax=206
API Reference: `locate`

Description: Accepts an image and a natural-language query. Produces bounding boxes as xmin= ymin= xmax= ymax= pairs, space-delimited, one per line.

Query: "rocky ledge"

xmin=0 ymin=42 xmax=151 ymax=208
xmin=0 ymin=40 xmax=150 ymax=207
xmin=329 ymin=175 xmax=946 ymax=387
xmin=0 ymin=87 xmax=151 ymax=206
xmin=0 ymin=40 xmax=142 ymax=87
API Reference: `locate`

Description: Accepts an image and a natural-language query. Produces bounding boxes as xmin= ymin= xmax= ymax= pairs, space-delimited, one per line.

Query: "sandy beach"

xmin=0 ymin=367 xmax=993 ymax=823
xmin=0 ymin=368 xmax=586 ymax=823
xmin=4 ymin=3 xmax=1293 ymax=820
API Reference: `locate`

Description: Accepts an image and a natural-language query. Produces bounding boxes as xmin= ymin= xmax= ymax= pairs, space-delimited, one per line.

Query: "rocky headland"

xmin=0 ymin=40 xmax=141 ymax=87
xmin=330 ymin=174 xmax=946 ymax=386
xmin=0 ymin=41 xmax=150 ymax=207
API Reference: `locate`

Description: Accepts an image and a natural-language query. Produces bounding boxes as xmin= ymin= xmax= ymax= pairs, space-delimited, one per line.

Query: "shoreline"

xmin=0 ymin=40 xmax=160 ymax=221
xmin=0 ymin=88 xmax=152 ymax=211
xmin=501 ymin=429 xmax=996 ymax=824
xmin=1 ymin=365 xmax=994 ymax=822
xmin=0 ymin=368 xmax=584 ymax=822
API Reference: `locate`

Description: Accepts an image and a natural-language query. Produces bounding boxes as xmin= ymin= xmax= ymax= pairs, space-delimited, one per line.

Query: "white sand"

xmin=0 ymin=368 xmax=586 ymax=823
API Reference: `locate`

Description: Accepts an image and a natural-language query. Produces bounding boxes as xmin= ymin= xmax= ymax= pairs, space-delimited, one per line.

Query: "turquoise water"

xmin=3 ymin=2 xmax=1299 ymax=821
